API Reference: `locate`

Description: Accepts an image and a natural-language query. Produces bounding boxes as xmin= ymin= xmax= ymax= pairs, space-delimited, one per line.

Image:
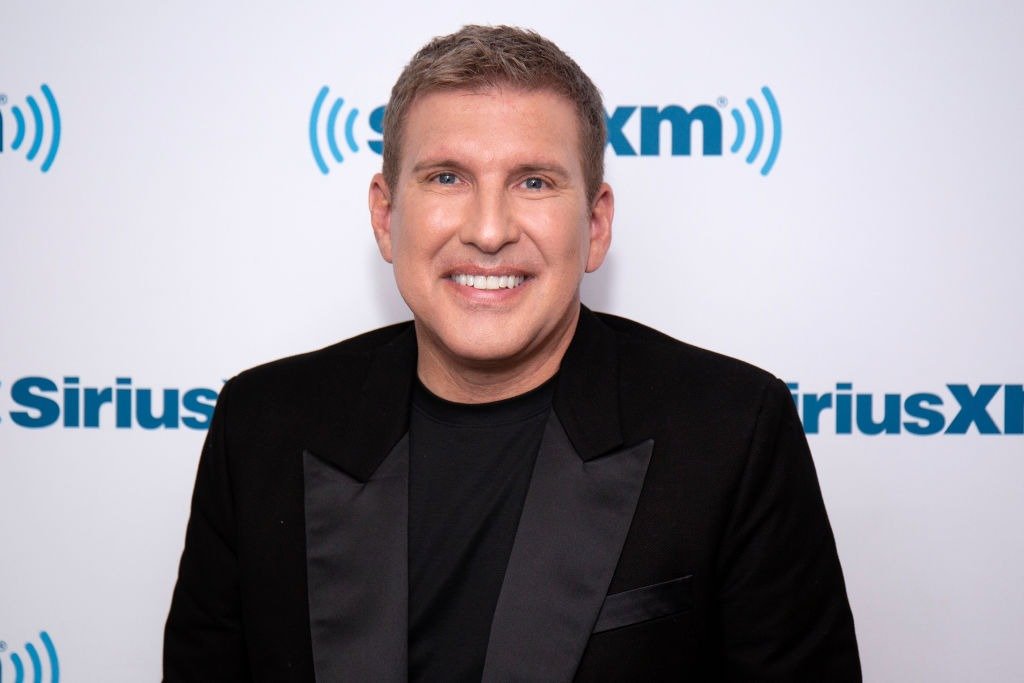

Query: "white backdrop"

xmin=2 ymin=2 xmax=1022 ymax=680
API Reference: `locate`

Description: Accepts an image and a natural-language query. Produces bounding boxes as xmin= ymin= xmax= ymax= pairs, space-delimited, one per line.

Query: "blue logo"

xmin=731 ymin=87 xmax=782 ymax=175
xmin=308 ymin=86 xmax=384 ymax=174
xmin=0 ymin=84 xmax=61 ymax=173
xmin=605 ymin=86 xmax=782 ymax=175
xmin=0 ymin=376 xmax=220 ymax=430
xmin=788 ymin=382 xmax=1024 ymax=435
xmin=0 ymin=631 xmax=60 ymax=683
xmin=307 ymin=85 xmax=781 ymax=176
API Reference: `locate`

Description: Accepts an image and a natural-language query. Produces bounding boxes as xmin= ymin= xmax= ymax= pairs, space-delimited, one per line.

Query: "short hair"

xmin=382 ymin=25 xmax=606 ymax=202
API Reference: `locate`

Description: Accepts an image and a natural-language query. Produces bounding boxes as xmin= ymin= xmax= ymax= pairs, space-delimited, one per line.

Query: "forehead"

xmin=398 ymin=87 xmax=584 ymax=173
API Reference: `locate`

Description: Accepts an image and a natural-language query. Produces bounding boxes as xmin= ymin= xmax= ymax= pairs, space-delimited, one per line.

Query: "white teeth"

xmin=450 ymin=274 xmax=526 ymax=290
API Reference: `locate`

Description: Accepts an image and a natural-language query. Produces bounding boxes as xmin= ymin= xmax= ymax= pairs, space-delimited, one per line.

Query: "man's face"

xmin=369 ymin=87 xmax=612 ymax=382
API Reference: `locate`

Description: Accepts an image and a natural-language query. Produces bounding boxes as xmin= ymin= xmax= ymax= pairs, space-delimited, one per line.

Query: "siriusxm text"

xmin=310 ymin=87 xmax=780 ymax=175
xmin=4 ymin=378 xmax=1019 ymax=434
xmin=350 ymin=105 xmax=723 ymax=158
xmin=3 ymin=377 xmax=218 ymax=429
xmin=788 ymin=383 xmax=1023 ymax=435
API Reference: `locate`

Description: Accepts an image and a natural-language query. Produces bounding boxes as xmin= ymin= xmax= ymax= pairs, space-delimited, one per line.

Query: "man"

xmin=164 ymin=25 xmax=860 ymax=681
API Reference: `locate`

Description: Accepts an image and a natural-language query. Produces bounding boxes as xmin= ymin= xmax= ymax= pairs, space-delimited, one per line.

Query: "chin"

xmin=437 ymin=327 xmax=532 ymax=365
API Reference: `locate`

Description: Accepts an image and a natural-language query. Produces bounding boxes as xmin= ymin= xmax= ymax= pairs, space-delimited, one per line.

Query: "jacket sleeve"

xmin=715 ymin=377 xmax=861 ymax=681
xmin=163 ymin=377 xmax=251 ymax=681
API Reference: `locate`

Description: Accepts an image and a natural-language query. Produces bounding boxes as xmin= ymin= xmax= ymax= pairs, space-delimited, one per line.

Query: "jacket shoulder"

xmin=215 ymin=321 xmax=415 ymax=434
xmin=591 ymin=311 xmax=789 ymax=443
xmin=595 ymin=312 xmax=777 ymax=391
xmin=231 ymin=321 xmax=412 ymax=389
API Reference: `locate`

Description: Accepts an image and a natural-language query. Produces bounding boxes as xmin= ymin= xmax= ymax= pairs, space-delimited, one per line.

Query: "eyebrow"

xmin=410 ymin=158 xmax=472 ymax=176
xmin=410 ymin=159 xmax=573 ymax=181
xmin=511 ymin=163 xmax=572 ymax=180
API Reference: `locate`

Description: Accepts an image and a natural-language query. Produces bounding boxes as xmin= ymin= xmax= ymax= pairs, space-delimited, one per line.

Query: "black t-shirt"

xmin=408 ymin=376 xmax=556 ymax=682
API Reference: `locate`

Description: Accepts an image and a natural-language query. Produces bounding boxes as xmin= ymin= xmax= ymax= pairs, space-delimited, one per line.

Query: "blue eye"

xmin=436 ymin=173 xmax=458 ymax=185
xmin=524 ymin=177 xmax=545 ymax=190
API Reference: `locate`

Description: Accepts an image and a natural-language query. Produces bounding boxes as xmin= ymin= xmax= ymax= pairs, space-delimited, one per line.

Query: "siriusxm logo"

xmin=606 ymin=86 xmax=781 ymax=175
xmin=0 ymin=631 xmax=59 ymax=683
xmin=308 ymin=86 xmax=385 ymax=174
xmin=0 ymin=377 xmax=220 ymax=430
xmin=3 ymin=376 xmax=1019 ymax=437
xmin=308 ymin=85 xmax=781 ymax=175
xmin=788 ymin=382 xmax=1024 ymax=436
xmin=0 ymin=84 xmax=61 ymax=173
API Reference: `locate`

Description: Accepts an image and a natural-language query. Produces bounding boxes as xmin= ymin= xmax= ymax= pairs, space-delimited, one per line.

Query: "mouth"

xmin=449 ymin=273 xmax=528 ymax=290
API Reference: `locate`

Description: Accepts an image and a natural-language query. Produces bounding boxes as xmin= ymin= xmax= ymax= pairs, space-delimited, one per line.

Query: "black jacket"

xmin=164 ymin=307 xmax=860 ymax=681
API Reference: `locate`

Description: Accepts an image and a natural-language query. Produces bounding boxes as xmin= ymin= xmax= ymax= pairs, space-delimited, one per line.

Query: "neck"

xmin=415 ymin=307 xmax=580 ymax=404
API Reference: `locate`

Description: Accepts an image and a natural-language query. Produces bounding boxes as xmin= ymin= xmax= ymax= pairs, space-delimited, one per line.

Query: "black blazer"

xmin=164 ymin=308 xmax=860 ymax=681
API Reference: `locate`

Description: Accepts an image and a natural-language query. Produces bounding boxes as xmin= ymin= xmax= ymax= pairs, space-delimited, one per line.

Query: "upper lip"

xmin=444 ymin=265 xmax=532 ymax=278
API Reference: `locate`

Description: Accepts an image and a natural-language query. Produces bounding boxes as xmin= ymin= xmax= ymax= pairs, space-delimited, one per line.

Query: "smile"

xmin=450 ymin=273 xmax=527 ymax=290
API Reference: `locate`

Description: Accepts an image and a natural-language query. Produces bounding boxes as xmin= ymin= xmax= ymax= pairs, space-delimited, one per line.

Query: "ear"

xmin=368 ymin=173 xmax=394 ymax=263
xmin=585 ymin=182 xmax=614 ymax=273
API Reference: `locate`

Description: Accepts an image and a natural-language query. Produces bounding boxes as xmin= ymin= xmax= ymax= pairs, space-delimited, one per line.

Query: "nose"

xmin=458 ymin=184 xmax=520 ymax=253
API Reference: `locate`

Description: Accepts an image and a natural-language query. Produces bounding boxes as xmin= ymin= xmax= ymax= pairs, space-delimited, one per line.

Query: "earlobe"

xmin=585 ymin=183 xmax=614 ymax=273
xmin=368 ymin=173 xmax=394 ymax=263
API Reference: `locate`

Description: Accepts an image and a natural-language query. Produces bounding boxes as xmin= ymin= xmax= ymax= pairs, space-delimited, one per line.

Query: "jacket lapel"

xmin=302 ymin=325 xmax=416 ymax=681
xmin=482 ymin=417 xmax=653 ymax=682
xmin=482 ymin=308 xmax=655 ymax=681
xmin=304 ymin=438 xmax=409 ymax=682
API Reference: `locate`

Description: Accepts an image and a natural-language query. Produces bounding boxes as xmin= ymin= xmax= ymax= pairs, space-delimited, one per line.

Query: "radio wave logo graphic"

xmin=0 ymin=631 xmax=60 ymax=683
xmin=727 ymin=86 xmax=781 ymax=176
xmin=309 ymin=85 xmax=361 ymax=175
xmin=0 ymin=84 xmax=62 ymax=173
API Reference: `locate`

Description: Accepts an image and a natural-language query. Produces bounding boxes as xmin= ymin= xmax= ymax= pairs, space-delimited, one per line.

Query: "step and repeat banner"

xmin=2 ymin=2 xmax=1021 ymax=680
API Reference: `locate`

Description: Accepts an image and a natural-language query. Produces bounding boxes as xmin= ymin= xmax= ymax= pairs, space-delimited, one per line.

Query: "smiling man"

xmin=369 ymin=85 xmax=611 ymax=403
xmin=165 ymin=26 xmax=860 ymax=682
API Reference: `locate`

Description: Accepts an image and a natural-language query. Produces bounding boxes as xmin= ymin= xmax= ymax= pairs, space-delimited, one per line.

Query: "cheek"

xmin=391 ymin=198 xmax=459 ymax=258
xmin=525 ymin=206 xmax=591 ymax=265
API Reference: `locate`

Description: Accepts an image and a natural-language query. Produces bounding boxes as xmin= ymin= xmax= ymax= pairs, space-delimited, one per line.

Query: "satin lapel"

xmin=304 ymin=437 xmax=409 ymax=683
xmin=482 ymin=415 xmax=654 ymax=682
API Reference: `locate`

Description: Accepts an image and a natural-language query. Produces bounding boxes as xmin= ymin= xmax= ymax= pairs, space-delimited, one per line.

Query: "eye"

xmin=523 ymin=177 xmax=547 ymax=190
xmin=435 ymin=172 xmax=459 ymax=185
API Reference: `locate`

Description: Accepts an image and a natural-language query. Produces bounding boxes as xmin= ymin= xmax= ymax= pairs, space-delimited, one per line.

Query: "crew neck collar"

xmin=412 ymin=374 xmax=557 ymax=427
